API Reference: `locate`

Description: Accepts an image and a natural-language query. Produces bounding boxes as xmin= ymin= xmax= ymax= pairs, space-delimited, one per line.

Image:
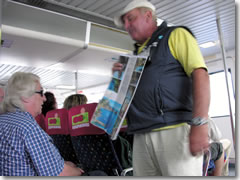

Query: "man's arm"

xmin=189 ymin=68 xmax=210 ymax=155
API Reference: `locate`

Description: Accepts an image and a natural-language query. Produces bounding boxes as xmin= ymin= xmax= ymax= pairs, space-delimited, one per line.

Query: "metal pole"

xmin=0 ymin=0 xmax=2 ymax=48
xmin=216 ymin=18 xmax=235 ymax=148
xmin=75 ymin=71 xmax=78 ymax=94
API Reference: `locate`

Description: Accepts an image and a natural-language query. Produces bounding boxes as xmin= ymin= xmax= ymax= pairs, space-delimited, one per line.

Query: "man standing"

xmin=113 ymin=0 xmax=210 ymax=176
xmin=0 ymin=72 xmax=84 ymax=176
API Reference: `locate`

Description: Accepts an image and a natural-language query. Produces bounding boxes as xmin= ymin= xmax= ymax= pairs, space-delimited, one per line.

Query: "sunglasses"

xmin=35 ymin=90 xmax=44 ymax=97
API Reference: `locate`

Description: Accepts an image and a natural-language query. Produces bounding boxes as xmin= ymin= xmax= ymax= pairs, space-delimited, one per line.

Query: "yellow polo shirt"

xmin=168 ymin=28 xmax=207 ymax=76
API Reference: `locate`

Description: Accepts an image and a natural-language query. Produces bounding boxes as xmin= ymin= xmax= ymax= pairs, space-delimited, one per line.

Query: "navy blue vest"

xmin=127 ymin=22 xmax=193 ymax=134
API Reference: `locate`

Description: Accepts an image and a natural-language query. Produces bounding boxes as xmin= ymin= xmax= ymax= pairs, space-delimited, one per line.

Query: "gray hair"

xmin=0 ymin=72 xmax=40 ymax=113
xmin=139 ymin=7 xmax=157 ymax=25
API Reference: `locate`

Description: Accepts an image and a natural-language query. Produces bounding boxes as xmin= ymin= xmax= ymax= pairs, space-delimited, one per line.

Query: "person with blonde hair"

xmin=63 ymin=94 xmax=88 ymax=110
xmin=0 ymin=72 xmax=84 ymax=176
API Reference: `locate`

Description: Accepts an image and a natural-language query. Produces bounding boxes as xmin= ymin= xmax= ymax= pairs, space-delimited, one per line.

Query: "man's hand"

xmin=112 ymin=62 xmax=123 ymax=72
xmin=65 ymin=161 xmax=77 ymax=167
xmin=59 ymin=161 xmax=85 ymax=176
xmin=189 ymin=124 xmax=209 ymax=156
xmin=65 ymin=161 xmax=85 ymax=174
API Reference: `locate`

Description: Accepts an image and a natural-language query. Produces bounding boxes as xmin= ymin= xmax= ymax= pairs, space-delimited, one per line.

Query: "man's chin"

xmin=132 ymin=38 xmax=141 ymax=44
xmin=131 ymin=36 xmax=144 ymax=44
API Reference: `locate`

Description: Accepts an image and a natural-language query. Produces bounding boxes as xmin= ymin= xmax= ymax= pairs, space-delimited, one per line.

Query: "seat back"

xmin=69 ymin=103 xmax=123 ymax=175
xmin=68 ymin=103 xmax=104 ymax=136
xmin=45 ymin=108 xmax=69 ymax=135
xmin=35 ymin=113 xmax=45 ymax=131
xmin=45 ymin=109 xmax=79 ymax=164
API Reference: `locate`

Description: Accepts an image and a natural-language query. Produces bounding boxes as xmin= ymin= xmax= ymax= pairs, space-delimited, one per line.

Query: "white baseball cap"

xmin=114 ymin=0 xmax=156 ymax=28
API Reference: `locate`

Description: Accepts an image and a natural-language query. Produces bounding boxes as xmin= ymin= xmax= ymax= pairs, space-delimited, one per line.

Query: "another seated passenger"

xmin=208 ymin=117 xmax=225 ymax=176
xmin=0 ymin=72 xmax=83 ymax=176
xmin=63 ymin=94 xmax=88 ymax=110
xmin=42 ymin=91 xmax=58 ymax=116
xmin=208 ymin=142 xmax=225 ymax=176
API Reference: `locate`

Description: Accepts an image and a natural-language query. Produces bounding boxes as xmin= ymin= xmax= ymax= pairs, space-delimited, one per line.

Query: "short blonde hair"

xmin=63 ymin=94 xmax=88 ymax=110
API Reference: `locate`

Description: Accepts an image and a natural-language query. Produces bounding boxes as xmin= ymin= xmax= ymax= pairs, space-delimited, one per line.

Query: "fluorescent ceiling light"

xmin=199 ymin=41 xmax=216 ymax=48
xmin=56 ymin=85 xmax=75 ymax=89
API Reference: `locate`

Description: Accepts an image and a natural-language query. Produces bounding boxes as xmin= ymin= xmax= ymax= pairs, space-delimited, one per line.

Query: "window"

xmin=209 ymin=70 xmax=235 ymax=120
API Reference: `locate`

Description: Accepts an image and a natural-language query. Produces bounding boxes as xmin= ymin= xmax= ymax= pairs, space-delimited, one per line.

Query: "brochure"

xmin=91 ymin=54 xmax=147 ymax=140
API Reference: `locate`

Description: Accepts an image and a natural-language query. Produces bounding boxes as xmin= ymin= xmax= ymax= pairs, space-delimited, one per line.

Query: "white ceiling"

xmin=0 ymin=0 xmax=236 ymax=105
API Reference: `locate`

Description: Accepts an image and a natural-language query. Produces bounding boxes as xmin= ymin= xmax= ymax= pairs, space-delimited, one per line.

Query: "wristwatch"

xmin=190 ymin=117 xmax=209 ymax=126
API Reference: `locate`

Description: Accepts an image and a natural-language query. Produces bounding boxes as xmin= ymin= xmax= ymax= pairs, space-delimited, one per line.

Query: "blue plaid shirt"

xmin=0 ymin=110 xmax=64 ymax=176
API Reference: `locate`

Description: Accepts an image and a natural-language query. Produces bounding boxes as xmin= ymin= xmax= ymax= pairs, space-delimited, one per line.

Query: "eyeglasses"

xmin=35 ymin=90 xmax=44 ymax=97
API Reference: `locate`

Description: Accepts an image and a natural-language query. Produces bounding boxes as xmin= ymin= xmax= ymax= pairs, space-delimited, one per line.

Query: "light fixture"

xmin=199 ymin=41 xmax=217 ymax=48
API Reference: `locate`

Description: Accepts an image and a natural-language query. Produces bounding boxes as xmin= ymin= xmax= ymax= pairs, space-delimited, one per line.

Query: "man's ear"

xmin=21 ymin=96 xmax=30 ymax=103
xmin=145 ymin=10 xmax=153 ymax=22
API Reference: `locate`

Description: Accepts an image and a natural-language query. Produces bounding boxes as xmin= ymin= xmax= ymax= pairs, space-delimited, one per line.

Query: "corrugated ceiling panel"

xmin=59 ymin=0 xmax=73 ymax=4
xmin=162 ymin=1 xmax=227 ymax=24
xmin=158 ymin=0 xmax=217 ymax=18
xmin=156 ymin=0 xmax=190 ymax=16
xmin=0 ymin=63 xmax=110 ymax=90
xmin=87 ymin=0 xmax=110 ymax=12
xmin=94 ymin=0 xmax=119 ymax=14
xmin=103 ymin=0 xmax=130 ymax=17
xmin=77 ymin=0 xmax=97 ymax=9
xmin=153 ymin=0 xmax=177 ymax=10
xmin=42 ymin=72 xmax=75 ymax=88
xmin=177 ymin=3 xmax=234 ymax=26
xmin=68 ymin=0 xmax=84 ymax=7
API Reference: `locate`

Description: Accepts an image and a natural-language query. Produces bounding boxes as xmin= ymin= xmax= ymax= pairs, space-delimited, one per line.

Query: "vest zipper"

xmin=160 ymin=109 xmax=164 ymax=115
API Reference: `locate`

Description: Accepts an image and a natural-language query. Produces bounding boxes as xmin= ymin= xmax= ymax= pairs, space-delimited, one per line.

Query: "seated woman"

xmin=42 ymin=91 xmax=58 ymax=116
xmin=35 ymin=91 xmax=57 ymax=130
